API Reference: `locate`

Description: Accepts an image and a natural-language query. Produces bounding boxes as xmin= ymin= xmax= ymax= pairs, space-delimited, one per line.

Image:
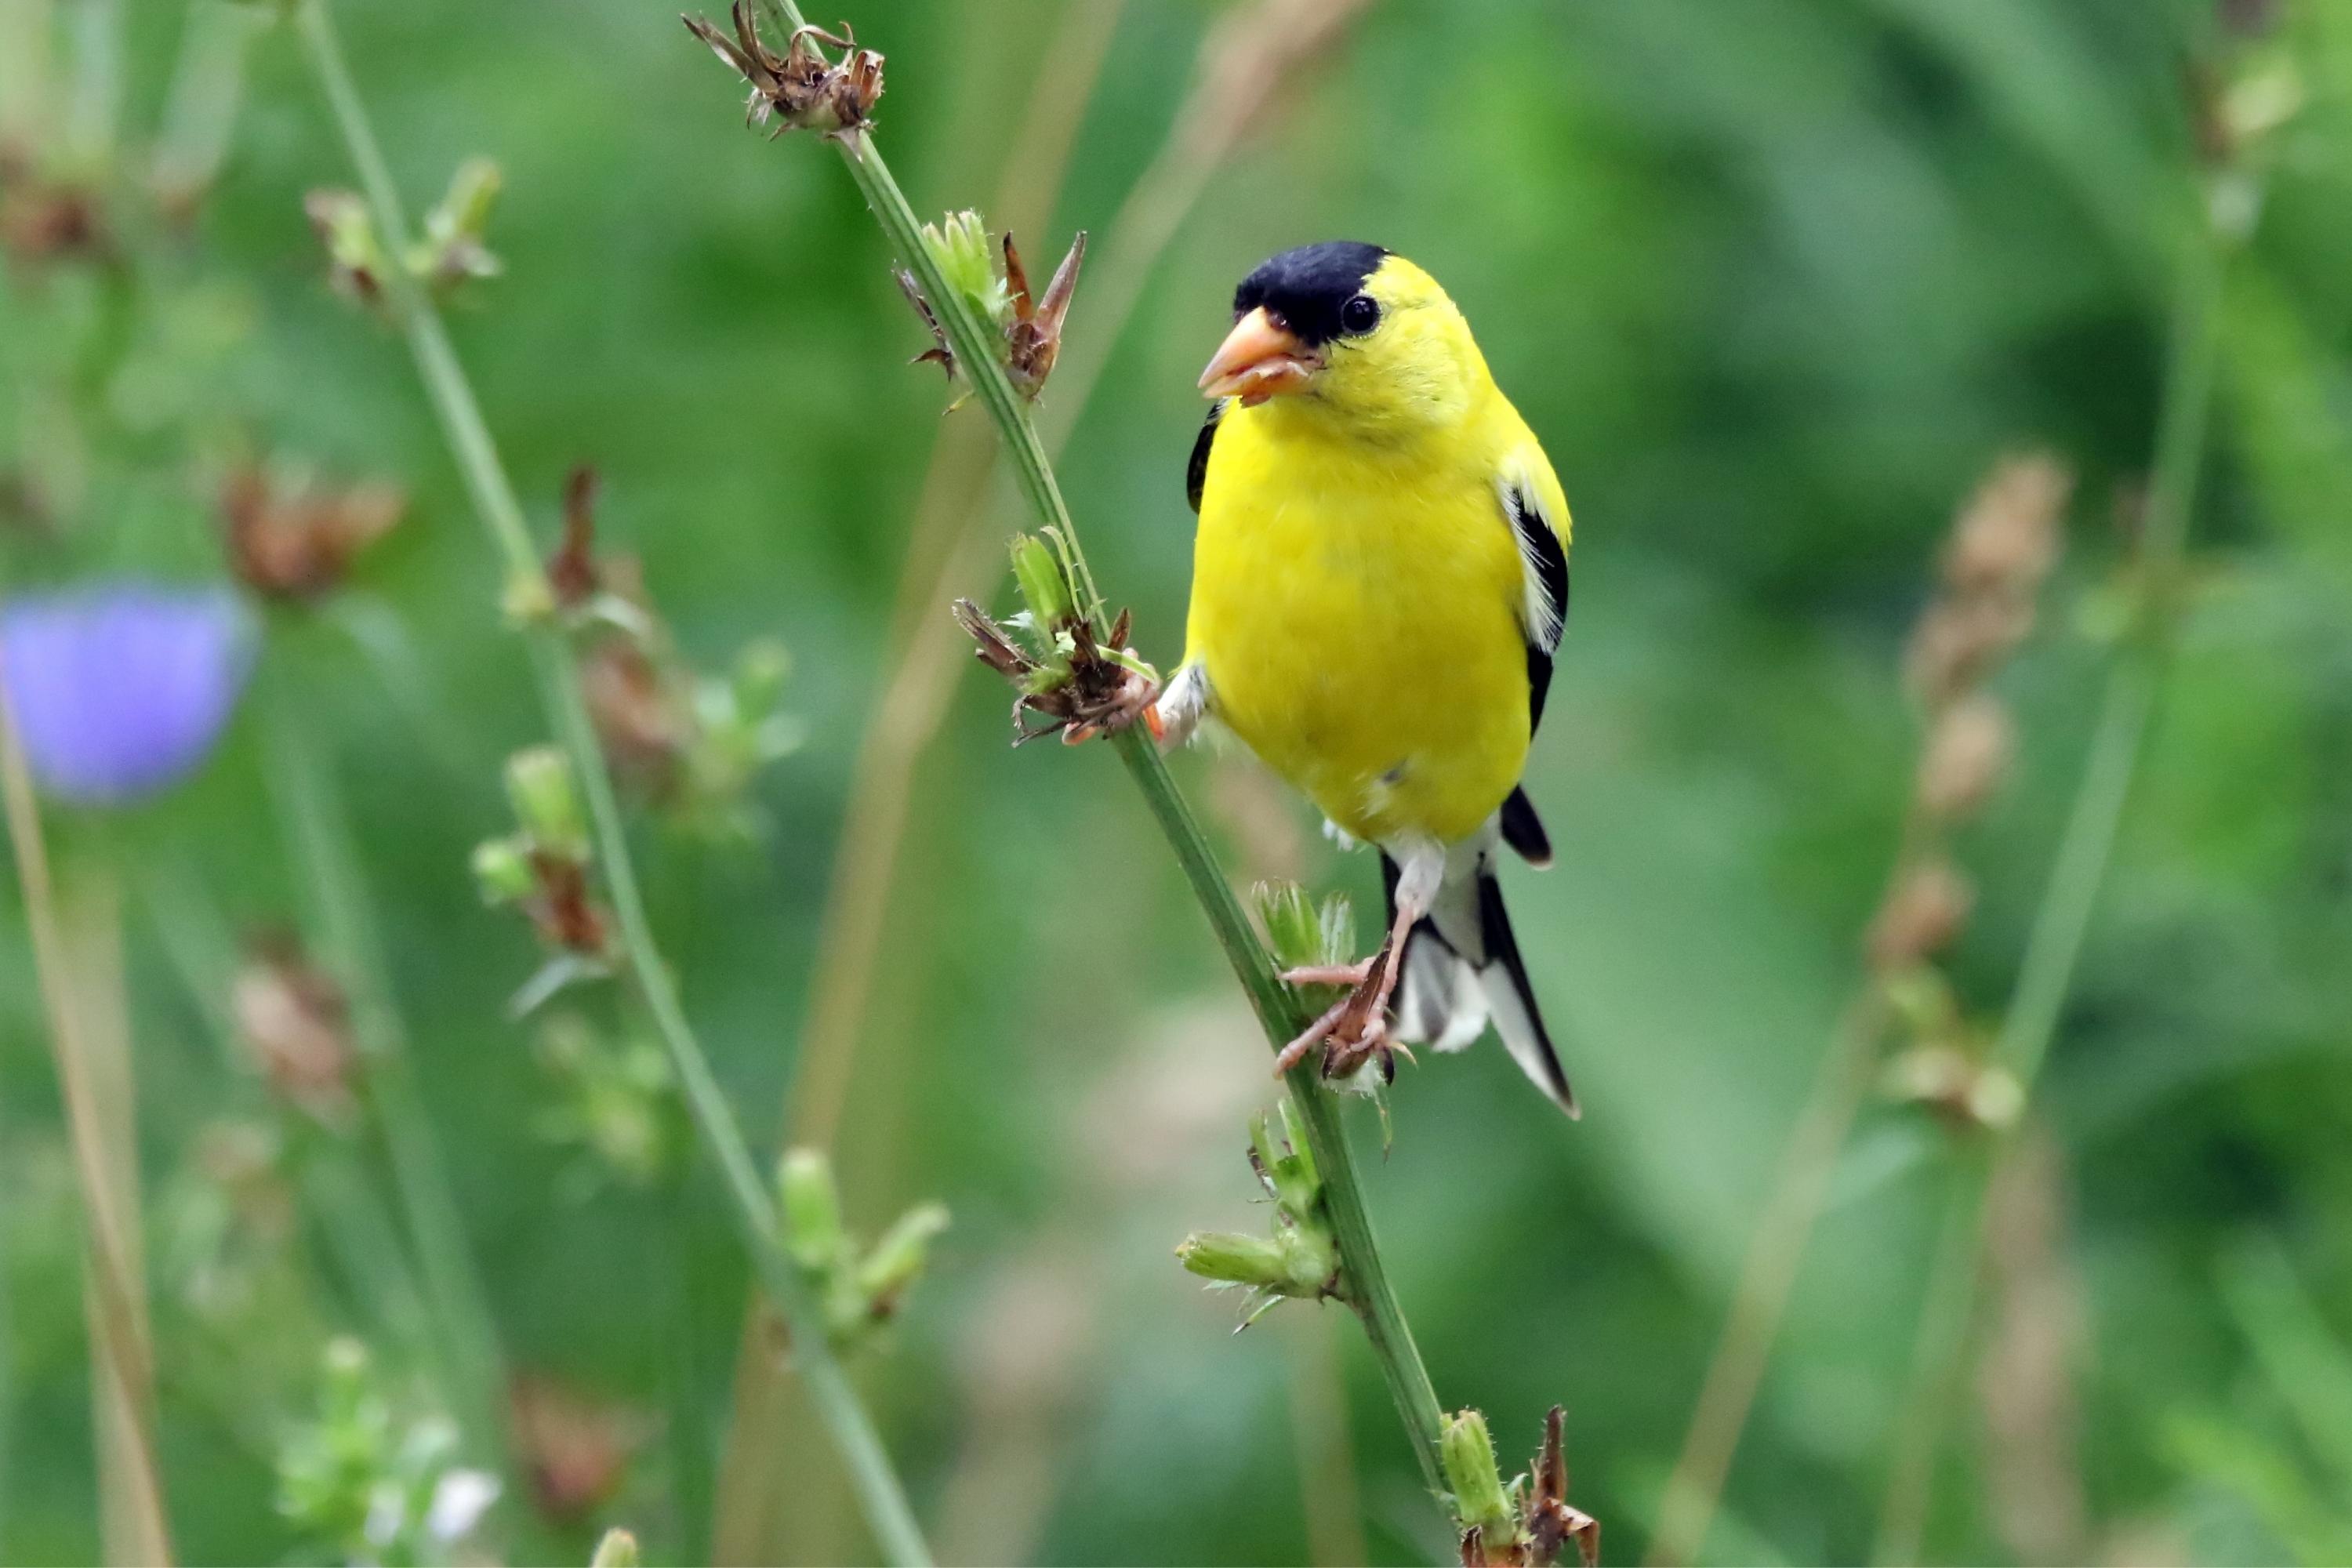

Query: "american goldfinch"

xmin=1152 ymin=241 xmax=1578 ymax=1118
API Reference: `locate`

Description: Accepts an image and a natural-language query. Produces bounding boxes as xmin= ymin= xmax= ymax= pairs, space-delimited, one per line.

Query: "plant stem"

xmin=296 ymin=5 xmax=931 ymax=1561
xmin=1112 ymin=724 xmax=1449 ymax=1490
xmin=260 ymin=667 xmax=510 ymax=1472
xmin=151 ymin=0 xmax=268 ymax=212
xmin=1870 ymin=218 xmax=2225 ymax=1566
xmin=725 ymin=0 xmax=1450 ymax=1490
xmin=1645 ymin=992 xmax=1891 ymax=1566
xmin=0 ymin=681 xmax=173 ymax=1565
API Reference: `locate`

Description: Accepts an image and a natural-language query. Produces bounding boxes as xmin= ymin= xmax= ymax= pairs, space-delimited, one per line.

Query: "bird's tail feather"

xmin=1384 ymin=846 xmax=1579 ymax=1119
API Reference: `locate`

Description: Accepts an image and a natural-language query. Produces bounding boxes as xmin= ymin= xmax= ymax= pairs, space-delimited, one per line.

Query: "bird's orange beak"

xmin=1198 ymin=307 xmax=1319 ymax=405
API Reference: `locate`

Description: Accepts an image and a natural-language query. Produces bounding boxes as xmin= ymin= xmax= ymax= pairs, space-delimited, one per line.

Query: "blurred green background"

xmin=4 ymin=0 xmax=2351 ymax=1563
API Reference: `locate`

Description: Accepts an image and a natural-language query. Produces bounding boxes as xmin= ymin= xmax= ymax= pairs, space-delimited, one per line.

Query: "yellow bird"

xmin=1151 ymin=241 xmax=1579 ymax=1118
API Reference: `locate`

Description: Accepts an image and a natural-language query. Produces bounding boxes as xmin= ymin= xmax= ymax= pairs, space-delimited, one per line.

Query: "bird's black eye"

xmin=1340 ymin=292 xmax=1381 ymax=335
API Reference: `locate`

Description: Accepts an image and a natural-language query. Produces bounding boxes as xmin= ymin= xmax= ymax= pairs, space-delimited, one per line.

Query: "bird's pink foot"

xmin=1279 ymin=959 xmax=1377 ymax=989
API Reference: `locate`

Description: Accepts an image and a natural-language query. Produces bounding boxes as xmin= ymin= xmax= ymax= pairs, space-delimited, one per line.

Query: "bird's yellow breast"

xmin=1185 ymin=397 xmax=1532 ymax=846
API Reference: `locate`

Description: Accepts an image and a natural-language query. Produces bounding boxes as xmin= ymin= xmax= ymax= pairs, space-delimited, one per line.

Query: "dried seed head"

xmin=0 ymin=170 xmax=104 ymax=267
xmin=507 ymin=1376 xmax=647 ymax=1522
xmin=1918 ymin=693 xmax=2016 ymax=822
xmin=682 ymin=5 xmax=884 ymax=141
xmin=1943 ymin=456 xmax=2070 ymax=603
xmin=220 ymin=465 xmax=405 ymax=602
xmin=581 ymin=639 xmax=685 ymax=799
xmin=231 ymin=937 xmax=360 ymax=1127
xmin=1867 ymin=858 xmax=1975 ymax=969
xmin=1903 ymin=593 xmax=2034 ymax=710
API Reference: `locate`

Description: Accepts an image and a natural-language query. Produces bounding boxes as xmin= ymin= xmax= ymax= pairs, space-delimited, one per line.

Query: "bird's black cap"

xmin=1233 ymin=241 xmax=1389 ymax=347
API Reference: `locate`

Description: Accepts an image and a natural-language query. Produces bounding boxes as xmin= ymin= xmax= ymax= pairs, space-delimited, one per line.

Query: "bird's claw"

xmin=1274 ymin=937 xmax=1404 ymax=1083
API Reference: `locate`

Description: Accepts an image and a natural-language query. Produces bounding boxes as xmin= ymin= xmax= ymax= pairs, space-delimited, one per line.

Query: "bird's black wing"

xmin=1187 ymin=397 xmax=1228 ymax=514
xmin=1501 ymin=476 xmax=1570 ymax=734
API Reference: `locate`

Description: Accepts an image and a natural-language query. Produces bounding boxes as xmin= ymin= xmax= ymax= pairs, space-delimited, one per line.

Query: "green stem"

xmin=730 ymin=0 xmax=1449 ymax=1495
xmin=260 ymin=665 xmax=510 ymax=1472
xmin=1113 ymin=726 xmax=1447 ymax=1491
xmin=296 ymin=5 xmax=931 ymax=1563
xmin=1870 ymin=217 xmax=2226 ymax=1565
xmin=151 ymin=0 xmax=267 ymax=212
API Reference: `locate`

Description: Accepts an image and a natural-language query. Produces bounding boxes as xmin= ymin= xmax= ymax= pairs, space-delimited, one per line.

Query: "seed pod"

xmin=1918 ymin=694 xmax=2015 ymax=821
xmin=1943 ymin=456 xmax=2070 ymax=602
xmin=1868 ymin=858 xmax=1975 ymax=969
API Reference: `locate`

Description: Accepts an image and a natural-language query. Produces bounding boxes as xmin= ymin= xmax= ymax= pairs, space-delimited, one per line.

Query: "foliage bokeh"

xmin=4 ymin=0 xmax=2350 ymax=1563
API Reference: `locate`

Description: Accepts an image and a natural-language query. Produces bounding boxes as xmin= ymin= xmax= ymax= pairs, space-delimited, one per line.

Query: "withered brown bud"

xmin=580 ymin=638 xmax=685 ymax=798
xmin=549 ymin=466 xmax=604 ymax=609
xmin=683 ymin=5 xmax=884 ymax=142
xmin=1002 ymin=230 xmax=1086 ymax=400
xmin=220 ymin=466 xmax=405 ymax=601
xmin=951 ymin=597 xmax=1156 ymax=746
xmin=0 ymin=155 xmax=105 ymax=266
xmin=1942 ymin=455 xmax=2071 ymax=603
xmin=1868 ymin=858 xmax=1975 ymax=969
xmin=524 ymin=851 xmax=610 ymax=956
xmin=508 ymin=1375 xmax=648 ymax=1522
xmin=1918 ymin=693 xmax=2015 ymax=822
xmin=231 ymin=937 xmax=361 ymax=1126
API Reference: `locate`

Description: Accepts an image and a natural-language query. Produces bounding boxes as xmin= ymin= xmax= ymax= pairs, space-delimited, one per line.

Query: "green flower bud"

xmin=779 ymin=1147 xmax=847 ymax=1273
xmin=412 ymin=157 xmax=504 ymax=290
xmin=505 ymin=746 xmax=586 ymax=858
xmin=590 ymin=1528 xmax=641 ymax=1568
xmin=470 ymin=836 xmax=536 ymax=905
xmin=1253 ymin=881 xmax=1320 ymax=971
xmin=854 ymin=1202 xmax=950 ymax=1315
xmin=1315 ymin=894 xmax=1356 ymax=968
xmin=502 ymin=568 xmax=557 ymax=627
xmin=1176 ymin=1229 xmax=1291 ymax=1288
xmin=1277 ymin=1221 xmax=1339 ymax=1297
xmin=439 ymin=158 xmax=503 ymax=243
xmin=1011 ymin=534 xmax=1075 ymax=630
xmin=918 ymin=209 xmax=1009 ymax=328
xmin=731 ymin=637 xmax=793 ymax=719
xmin=1441 ymin=1409 xmax=1516 ymax=1548
xmin=305 ymin=188 xmax=387 ymax=300
xmin=1250 ymin=1103 xmax=1321 ymax=1220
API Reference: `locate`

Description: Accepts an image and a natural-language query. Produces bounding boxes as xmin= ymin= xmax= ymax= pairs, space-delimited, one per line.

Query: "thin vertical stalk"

xmin=295 ymin=3 xmax=931 ymax=1562
xmin=1871 ymin=223 xmax=2225 ymax=1566
xmin=151 ymin=0 xmax=268 ymax=212
xmin=735 ymin=0 xmax=1451 ymax=1494
xmin=713 ymin=5 xmax=1123 ymax=1554
xmin=62 ymin=867 xmax=163 ymax=1568
xmin=0 ymin=0 xmax=54 ymax=156
xmin=1646 ymin=993 xmax=1892 ymax=1566
xmin=62 ymin=0 xmax=119 ymax=168
xmin=260 ymin=666 xmax=510 ymax=1471
xmin=0 ymin=681 xmax=172 ymax=1565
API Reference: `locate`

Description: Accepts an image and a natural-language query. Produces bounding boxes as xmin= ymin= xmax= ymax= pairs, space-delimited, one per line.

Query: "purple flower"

xmin=0 ymin=581 xmax=255 ymax=804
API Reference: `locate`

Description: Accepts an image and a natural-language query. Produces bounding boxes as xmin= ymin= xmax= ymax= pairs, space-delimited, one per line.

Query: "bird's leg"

xmin=1145 ymin=662 xmax=1210 ymax=751
xmin=1272 ymin=989 xmax=1359 ymax=1075
xmin=1278 ymin=957 xmax=1377 ymax=988
xmin=1273 ymin=840 xmax=1443 ymax=1078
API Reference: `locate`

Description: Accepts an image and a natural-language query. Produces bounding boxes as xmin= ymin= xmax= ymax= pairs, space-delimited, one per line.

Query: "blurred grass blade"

xmin=0 ymin=683 xmax=173 ymax=1564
